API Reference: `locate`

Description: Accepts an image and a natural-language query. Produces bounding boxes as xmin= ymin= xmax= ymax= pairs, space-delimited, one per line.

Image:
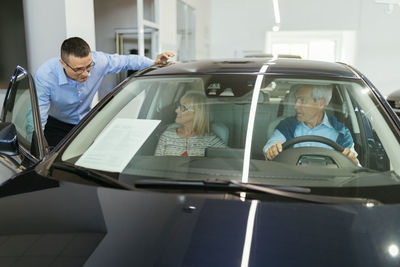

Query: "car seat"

xmin=266 ymin=84 xmax=299 ymax=140
xmin=166 ymin=122 xmax=229 ymax=145
xmin=266 ymin=84 xmax=347 ymax=140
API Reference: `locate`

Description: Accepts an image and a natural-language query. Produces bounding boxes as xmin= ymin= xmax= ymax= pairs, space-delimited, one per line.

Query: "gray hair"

xmin=311 ymin=84 xmax=333 ymax=106
xmin=295 ymin=84 xmax=333 ymax=106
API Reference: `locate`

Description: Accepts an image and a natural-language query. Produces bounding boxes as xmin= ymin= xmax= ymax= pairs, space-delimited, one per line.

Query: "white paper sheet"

xmin=75 ymin=118 xmax=161 ymax=172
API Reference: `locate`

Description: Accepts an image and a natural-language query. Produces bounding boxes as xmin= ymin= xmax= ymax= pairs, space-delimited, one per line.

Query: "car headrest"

xmin=166 ymin=122 xmax=229 ymax=145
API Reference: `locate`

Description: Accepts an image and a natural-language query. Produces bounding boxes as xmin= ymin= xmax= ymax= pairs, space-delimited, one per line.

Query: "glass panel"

xmin=115 ymin=27 xmax=159 ymax=82
xmin=272 ymin=43 xmax=308 ymax=59
xmin=62 ymin=74 xmax=257 ymax=180
xmin=3 ymin=71 xmax=33 ymax=151
xmin=177 ymin=0 xmax=196 ymax=61
xmin=143 ymin=0 xmax=156 ymax=22
xmin=309 ymin=40 xmax=335 ymax=62
xmin=60 ymin=74 xmax=400 ymax=190
xmin=252 ymin=77 xmax=400 ymax=185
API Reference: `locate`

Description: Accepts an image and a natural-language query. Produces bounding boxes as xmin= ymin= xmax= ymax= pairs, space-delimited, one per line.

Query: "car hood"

xmin=0 ymin=179 xmax=399 ymax=267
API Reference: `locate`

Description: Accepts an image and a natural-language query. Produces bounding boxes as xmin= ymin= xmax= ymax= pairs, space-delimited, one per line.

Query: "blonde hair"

xmin=181 ymin=92 xmax=210 ymax=135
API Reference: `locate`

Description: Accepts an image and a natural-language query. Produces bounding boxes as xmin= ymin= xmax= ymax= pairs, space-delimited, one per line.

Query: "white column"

xmin=64 ymin=0 xmax=96 ymax=50
xmin=23 ymin=0 xmax=96 ymax=73
xmin=137 ymin=0 xmax=145 ymax=56
xmin=23 ymin=0 xmax=67 ymax=73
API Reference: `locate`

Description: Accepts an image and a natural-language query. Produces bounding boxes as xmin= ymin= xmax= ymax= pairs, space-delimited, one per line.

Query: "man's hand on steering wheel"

xmin=265 ymin=142 xmax=283 ymax=160
xmin=342 ymin=147 xmax=359 ymax=164
xmin=266 ymin=137 xmax=359 ymax=165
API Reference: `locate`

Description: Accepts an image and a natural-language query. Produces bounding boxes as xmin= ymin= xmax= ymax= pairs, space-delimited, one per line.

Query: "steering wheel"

xmin=281 ymin=135 xmax=344 ymax=152
xmin=273 ymin=135 xmax=356 ymax=168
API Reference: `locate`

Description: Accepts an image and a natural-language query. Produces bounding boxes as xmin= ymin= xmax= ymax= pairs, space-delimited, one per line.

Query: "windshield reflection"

xmin=61 ymin=74 xmax=400 ymax=189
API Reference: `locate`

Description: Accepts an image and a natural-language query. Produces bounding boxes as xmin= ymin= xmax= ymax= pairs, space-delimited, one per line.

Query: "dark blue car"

xmin=0 ymin=58 xmax=399 ymax=266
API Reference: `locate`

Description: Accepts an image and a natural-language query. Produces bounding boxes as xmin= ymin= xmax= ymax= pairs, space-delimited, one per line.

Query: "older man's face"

xmin=294 ymin=86 xmax=324 ymax=125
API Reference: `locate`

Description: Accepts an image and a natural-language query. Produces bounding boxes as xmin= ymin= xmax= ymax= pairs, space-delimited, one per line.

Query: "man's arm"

xmin=342 ymin=147 xmax=358 ymax=164
xmin=342 ymin=133 xmax=359 ymax=164
xmin=154 ymin=52 xmax=175 ymax=65
xmin=99 ymin=51 xmax=175 ymax=75
xmin=25 ymin=74 xmax=51 ymax=142
xmin=34 ymin=74 xmax=52 ymax=129
xmin=263 ymin=129 xmax=287 ymax=160
xmin=340 ymin=126 xmax=359 ymax=165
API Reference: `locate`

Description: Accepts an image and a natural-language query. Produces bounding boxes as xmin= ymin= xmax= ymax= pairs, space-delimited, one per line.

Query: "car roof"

xmin=138 ymin=58 xmax=360 ymax=79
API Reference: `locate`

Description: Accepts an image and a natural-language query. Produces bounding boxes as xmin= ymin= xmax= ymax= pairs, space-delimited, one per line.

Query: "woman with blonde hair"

xmin=155 ymin=92 xmax=226 ymax=156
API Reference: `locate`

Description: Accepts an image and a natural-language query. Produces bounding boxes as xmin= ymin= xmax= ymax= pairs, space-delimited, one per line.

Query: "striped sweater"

xmin=155 ymin=128 xmax=227 ymax=156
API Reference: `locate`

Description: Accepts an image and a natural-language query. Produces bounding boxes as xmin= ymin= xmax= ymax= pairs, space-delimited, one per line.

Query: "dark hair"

xmin=61 ymin=37 xmax=91 ymax=62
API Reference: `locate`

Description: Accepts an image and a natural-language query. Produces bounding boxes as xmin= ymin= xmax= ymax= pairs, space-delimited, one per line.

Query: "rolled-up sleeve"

xmin=263 ymin=129 xmax=286 ymax=156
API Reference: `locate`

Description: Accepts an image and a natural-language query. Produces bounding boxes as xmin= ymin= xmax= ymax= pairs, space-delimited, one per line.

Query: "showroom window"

xmin=265 ymin=31 xmax=356 ymax=63
xmin=177 ymin=0 xmax=196 ymax=61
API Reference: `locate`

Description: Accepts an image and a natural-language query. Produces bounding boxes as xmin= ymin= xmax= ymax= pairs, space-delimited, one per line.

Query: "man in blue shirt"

xmin=34 ymin=37 xmax=174 ymax=146
xmin=263 ymin=84 xmax=359 ymax=164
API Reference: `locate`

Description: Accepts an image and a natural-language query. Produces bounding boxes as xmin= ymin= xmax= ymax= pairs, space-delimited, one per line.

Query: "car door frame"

xmin=1 ymin=65 xmax=48 ymax=164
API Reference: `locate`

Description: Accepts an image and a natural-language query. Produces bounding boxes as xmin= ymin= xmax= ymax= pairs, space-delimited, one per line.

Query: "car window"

xmin=2 ymin=71 xmax=34 ymax=153
xmin=253 ymin=78 xmax=395 ymax=171
xmin=60 ymin=74 xmax=400 ymax=188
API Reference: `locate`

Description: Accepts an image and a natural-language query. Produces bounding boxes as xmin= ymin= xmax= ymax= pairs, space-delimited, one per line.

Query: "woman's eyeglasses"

xmin=177 ymin=104 xmax=194 ymax=112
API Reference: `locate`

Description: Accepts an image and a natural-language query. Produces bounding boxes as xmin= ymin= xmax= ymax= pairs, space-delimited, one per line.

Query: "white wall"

xmin=183 ymin=0 xmax=212 ymax=59
xmin=22 ymin=0 xmax=400 ymax=96
xmin=93 ymin=0 xmax=211 ymax=96
xmin=93 ymin=0 xmax=140 ymax=97
xmin=209 ymin=0 xmax=275 ymax=58
xmin=356 ymin=0 xmax=400 ymax=95
xmin=65 ymin=0 xmax=96 ymax=49
xmin=94 ymin=0 xmax=211 ymax=58
xmin=210 ymin=0 xmax=361 ymax=58
xmin=22 ymin=0 xmax=209 ymax=88
xmin=159 ymin=0 xmax=178 ymax=52
xmin=209 ymin=0 xmax=400 ymax=95
xmin=23 ymin=0 xmax=96 ymax=74
xmin=23 ymin=0 xmax=67 ymax=73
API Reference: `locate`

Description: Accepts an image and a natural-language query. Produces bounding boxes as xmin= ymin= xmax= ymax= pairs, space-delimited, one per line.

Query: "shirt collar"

xmin=56 ymin=55 xmax=96 ymax=86
xmin=298 ymin=113 xmax=333 ymax=129
xmin=56 ymin=60 xmax=70 ymax=86
xmin=320 ymin=113 xmax=333 ymax=129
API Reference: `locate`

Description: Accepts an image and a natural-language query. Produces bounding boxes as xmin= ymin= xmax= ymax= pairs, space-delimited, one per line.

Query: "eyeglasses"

xmin=294 ymin=96 xmax=315 ymax=105
xmin=177 ymin=104 xmax=194 ymax=112
xmin=65 ymin=61 xmax=95 ymax=74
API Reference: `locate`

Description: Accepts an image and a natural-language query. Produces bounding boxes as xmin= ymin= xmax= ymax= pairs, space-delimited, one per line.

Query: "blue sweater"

xmin=276 ymin=115 xmax=354 ymax=148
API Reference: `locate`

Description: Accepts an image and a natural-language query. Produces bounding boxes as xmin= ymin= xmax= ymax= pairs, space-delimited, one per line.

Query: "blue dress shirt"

xmin=263 ymin=113 xmax=357 ymax=156
xmin=34 ymin=51 xmax=153 ymax=127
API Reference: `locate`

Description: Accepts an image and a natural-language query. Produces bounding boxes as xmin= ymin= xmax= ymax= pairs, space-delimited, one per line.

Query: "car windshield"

xmin=60 ymin=73 xmax=400 ymax=188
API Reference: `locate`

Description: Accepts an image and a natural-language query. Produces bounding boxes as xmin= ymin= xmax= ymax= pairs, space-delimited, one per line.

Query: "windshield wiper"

xmin=134 ymin=178 xmax=309 ymax=192
xmin=203 ymin=178 xmax=311 ymax=193
xmin=135 ymin=178 xmax=381 ymax=206
xmin=51 ymin=162 xmax=134 ymax=190
xmin=228 ymin=180 xmax=381 ymax=205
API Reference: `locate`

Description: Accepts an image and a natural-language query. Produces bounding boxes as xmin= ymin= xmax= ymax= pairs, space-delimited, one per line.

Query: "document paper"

xmin=75 ymin=118 xmax=161 ymax=172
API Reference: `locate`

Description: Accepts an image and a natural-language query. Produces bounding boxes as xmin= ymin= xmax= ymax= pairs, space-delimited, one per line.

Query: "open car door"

xmin=0 ymin=66 xmax=48 ymax=180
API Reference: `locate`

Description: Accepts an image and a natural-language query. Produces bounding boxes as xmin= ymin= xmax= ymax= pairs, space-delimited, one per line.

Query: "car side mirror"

xmin=0 ymin=122 xmax=19 ymax=156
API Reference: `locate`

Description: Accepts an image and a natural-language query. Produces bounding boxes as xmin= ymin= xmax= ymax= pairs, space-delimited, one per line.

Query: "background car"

xmin=0 ymin=59 xmax=400 ymax=266
xmin=387 ymin=89 xmax=400 ymax=117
